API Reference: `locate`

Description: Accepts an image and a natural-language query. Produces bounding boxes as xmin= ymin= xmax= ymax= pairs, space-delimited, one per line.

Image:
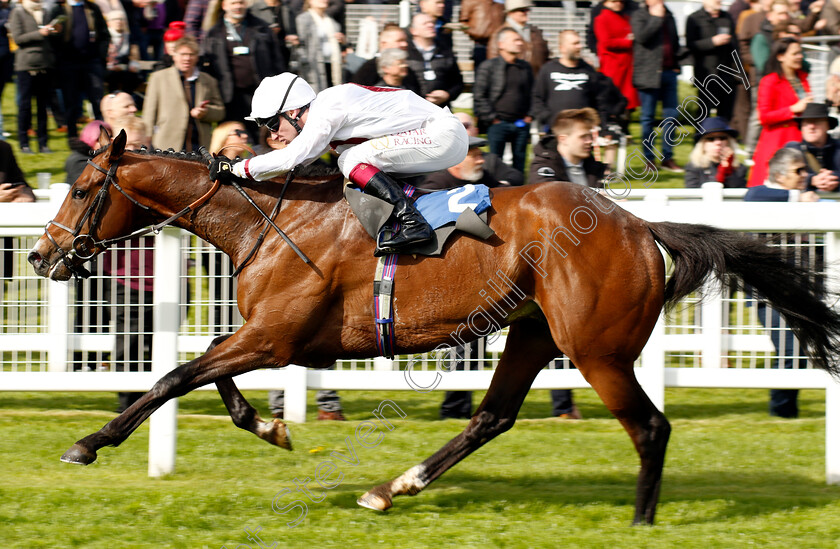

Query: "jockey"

xmin=210 ymin=72 xmax=469 ymax=256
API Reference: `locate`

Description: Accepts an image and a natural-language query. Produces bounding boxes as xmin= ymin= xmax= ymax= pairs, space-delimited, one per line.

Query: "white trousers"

xmin=337 ymin=111 xmax=469 ymax=179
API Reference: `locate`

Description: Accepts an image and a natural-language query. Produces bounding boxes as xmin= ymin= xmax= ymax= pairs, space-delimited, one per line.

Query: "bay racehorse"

xmin=28 ymin=131 xmax=840 ymax=525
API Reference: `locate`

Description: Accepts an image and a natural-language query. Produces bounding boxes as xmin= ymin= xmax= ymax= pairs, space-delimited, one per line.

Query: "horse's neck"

xmin=136 ymin=159 xmax=346 ymax=264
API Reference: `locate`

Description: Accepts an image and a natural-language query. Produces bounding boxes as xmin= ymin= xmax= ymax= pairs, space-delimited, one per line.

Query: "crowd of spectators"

xmin=3 ymin=0 xmax=840 ymax=186
xmin=3 ymin=0 xmax=836 ymax=419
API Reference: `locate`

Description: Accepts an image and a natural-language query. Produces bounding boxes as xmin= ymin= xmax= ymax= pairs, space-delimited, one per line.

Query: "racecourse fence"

xmin=1 ymin=183 xmax=838 ymax=482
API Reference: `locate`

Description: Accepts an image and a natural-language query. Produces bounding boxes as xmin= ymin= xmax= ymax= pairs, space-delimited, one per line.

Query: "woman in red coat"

xmin=593 ymin=0 xmax=639 ymax=110
xmin=749 ymin=38 xmax=812 ymax=186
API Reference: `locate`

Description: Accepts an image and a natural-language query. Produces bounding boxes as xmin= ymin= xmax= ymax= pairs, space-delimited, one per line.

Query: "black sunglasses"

xmin=255 ymin=113 xmax=282 ymax=133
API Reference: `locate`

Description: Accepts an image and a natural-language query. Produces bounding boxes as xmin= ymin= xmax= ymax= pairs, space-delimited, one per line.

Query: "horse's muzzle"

xmin=27 ymin=243 xmax=88 ymax=281
xmin=27 ymin=249 xmax=48 ymax=277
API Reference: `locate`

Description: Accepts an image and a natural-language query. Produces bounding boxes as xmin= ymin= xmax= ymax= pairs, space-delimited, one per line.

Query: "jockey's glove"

xmin=209 ymin=155 xmax=234 ymax=183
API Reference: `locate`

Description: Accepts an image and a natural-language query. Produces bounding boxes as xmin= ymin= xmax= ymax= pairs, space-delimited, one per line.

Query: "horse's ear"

xmin=111 ymin=129 xmax=126 ymax=160
xmin=99 ymin=125 xmax=112 ymax=145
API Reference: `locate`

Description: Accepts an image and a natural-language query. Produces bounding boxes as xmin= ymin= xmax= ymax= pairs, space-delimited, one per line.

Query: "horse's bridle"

xmin=43 ymin=151 xmax=220 ymax=279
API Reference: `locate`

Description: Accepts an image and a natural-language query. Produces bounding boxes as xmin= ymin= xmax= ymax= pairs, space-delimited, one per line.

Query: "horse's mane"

xmin=128 ymin=147 xmax=207 ymax=163
xmin=92 ymin=142 xmax=344 ymax=178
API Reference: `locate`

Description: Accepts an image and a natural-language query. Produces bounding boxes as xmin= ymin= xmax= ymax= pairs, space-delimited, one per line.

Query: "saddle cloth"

xmin=343 ymin=182 xmax=495 ymax=256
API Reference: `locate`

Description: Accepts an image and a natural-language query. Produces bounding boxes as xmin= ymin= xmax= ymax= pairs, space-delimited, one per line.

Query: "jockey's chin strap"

xmin=281 ymin=103 xmax=309 ymax=135
xmin=43 ymin=152 xmax=221 ymax=279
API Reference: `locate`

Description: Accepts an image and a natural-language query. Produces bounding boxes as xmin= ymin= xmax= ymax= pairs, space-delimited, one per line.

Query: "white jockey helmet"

xmin=247 ymin=73 xmax=316 ymax=122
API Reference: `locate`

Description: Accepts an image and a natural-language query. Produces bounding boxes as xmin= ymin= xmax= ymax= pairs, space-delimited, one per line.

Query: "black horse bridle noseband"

xmin=43 ymin=151 xmax=221 ymax=279
xmin=43 ymin=155 xmax=147 ymax=278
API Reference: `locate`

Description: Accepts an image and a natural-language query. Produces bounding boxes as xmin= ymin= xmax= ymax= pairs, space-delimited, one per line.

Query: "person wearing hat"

xmin=212 ymin=72 xmax=469 ymax=256
xmin=418 ymin=131 xmax=514 ymax=420
xmin=783 ymin=102 xmax=840 ymax=192
xmin=420 ymin=136 xmax=502 ymax=190
xmin=150 ymin=21 xmax=186 ymax=71
xmin=486 ymin=0 xmax=549 ymax=75
xmin=684 ymin=117 xmax=747 ymax=188
xmin=529 ymin=107 xmax=607 ymax=187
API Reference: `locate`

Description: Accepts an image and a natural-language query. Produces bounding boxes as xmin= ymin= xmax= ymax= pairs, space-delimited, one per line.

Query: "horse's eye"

xmin=72 ymin=189 xmax=88 ymax=200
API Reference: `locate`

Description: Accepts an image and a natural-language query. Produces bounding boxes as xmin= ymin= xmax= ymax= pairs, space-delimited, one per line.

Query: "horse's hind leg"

xmin=358 ymin=317 xmax=558 ymax=511
xmin=577 ymin=359 xmax=670 ymax=525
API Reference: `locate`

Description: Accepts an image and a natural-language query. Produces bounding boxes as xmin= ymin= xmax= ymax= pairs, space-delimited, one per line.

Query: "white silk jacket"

xmin=232 ymin=83 xmax=449 ymax=181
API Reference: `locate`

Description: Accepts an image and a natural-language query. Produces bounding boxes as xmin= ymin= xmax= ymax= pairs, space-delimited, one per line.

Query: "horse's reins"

xmin=44 ymin=151 xmax=222 ymax=279
xmin=200 ymin=148 xmax=311 ymax=270
xmin=231 ymin=167 xmax=301 ymax=276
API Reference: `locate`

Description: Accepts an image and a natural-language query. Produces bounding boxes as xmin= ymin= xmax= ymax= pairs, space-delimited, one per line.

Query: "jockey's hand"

xmin=209 ymin=155 xmax=234 ymax=183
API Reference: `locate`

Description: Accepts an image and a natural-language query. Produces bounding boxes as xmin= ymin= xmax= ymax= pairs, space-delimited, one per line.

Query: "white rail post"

xmin=824 ymin=231 xmax=840 ymax=484
xmin=639 ymin=311 xmax=666 ymax=412
xmin=284 ymin=365 xmax=308 ymax=423
xmin=149 ymin=228 xmax=181 ymax=477
xmin=699 ymin=183 xmax=726 ymax=368
xmin=47 ymin=184 xmax=71 ymax=372
xmin=828 ymin=379 xmax=840 ymax=485
xmin=373 ymin=356 xmax=394 ymax=371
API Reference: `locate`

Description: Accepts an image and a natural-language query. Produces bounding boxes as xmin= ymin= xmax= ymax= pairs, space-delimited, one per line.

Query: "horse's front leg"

xmin=60 ymin=326 xmax=284 ymax=465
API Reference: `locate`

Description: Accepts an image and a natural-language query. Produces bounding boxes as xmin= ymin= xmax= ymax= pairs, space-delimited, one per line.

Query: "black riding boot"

xmin=363 ymin=172 xmax=433 ymax=256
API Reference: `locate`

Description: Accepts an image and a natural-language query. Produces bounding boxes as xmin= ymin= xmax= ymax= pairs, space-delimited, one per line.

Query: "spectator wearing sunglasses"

xmin=210 ymin=120 xmax=252 ymax=158
xmin=684 ymin=117 xmax=747 ymax=188
xmin=213 ymin=72 xmax=468 ymax=256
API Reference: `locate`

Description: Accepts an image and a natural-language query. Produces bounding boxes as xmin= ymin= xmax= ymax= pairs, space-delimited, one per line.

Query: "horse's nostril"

xmin=27 ymin=250 xmax=42 ymax=267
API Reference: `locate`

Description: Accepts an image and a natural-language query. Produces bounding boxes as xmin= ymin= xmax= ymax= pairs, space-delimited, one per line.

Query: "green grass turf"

xmin=1 ymin=388 xmax=838 ymax=548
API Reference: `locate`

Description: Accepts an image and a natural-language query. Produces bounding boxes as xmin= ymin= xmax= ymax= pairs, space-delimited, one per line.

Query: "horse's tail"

xmin=647 ymin=221 xmax=840 ymax=377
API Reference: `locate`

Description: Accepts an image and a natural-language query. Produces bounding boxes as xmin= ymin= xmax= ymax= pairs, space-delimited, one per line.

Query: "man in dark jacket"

xmin=529 ymin=107 xmax=606 ymax=187
xmin=685 ymin=0 xmax=738 ymax=122
xmin=631 ymin=0 xmax=683 ymax=172
xmin=406 ymin=12 xmax=463 ymax=108
xmin=53 ymin=0 xmax=110 ymax=140
xmin=473 ymin=27 xmax=533 ymax=172
xmin=204 ymin=0 xmax=284 ymax=139
xmin=783 ymin=102 xmax=840 ymax=192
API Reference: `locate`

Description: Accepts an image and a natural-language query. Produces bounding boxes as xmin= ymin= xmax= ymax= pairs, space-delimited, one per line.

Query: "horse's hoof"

xmin=258 ymin=419 xmax=293 ymax=451
xmin=357 ymin=487 xmax=392 ymax=511
xmin=60 ymin=443 xmax=97 ymax=465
